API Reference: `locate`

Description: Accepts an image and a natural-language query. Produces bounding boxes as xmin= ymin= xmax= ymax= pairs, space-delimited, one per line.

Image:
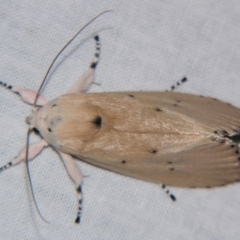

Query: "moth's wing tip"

xmin=158 ymin=141 xmax=240 ymax=188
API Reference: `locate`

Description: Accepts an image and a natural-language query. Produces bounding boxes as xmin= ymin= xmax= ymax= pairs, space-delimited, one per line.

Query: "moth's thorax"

xmin=27 ymin=94 xmax=101 ymax=150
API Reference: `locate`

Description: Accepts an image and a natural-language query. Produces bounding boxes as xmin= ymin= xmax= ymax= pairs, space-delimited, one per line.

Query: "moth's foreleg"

xmin=0 ymin=81 xmax=47 ymax=106
xmin=0 ymin=139 xmax=48 ymax=173
xmin=59 ymin=152 xmax=83 ymax=224
xmin=67 ymin=35 xmax=101 ymax=93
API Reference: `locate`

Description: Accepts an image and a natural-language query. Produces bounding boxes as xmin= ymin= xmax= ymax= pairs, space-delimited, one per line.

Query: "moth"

xmin=1 ymin=11 xmax=240 ymax=224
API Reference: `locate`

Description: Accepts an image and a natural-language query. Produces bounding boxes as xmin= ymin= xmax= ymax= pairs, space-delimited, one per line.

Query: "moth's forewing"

xmin=39 ymin=92 xmax=240 ymax=188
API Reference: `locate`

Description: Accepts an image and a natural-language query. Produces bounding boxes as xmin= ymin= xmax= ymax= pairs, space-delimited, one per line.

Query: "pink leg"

xmin=67 ymin=35 xmax=101 ymax=93
xmin=67 ymin=68 xmax=95 ymax=93
xmin=0 ymin=140 xmax=48 ymax=173
xmin=59 ymin=152 xmax=83 ymax=223
xmin=0 ymin=81 xmax=47 ymax=106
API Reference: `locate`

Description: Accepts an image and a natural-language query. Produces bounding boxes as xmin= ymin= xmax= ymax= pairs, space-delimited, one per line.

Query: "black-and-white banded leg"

xmin=0 ymin=81 xmax=47 ymax=106
xmin=90 ymin=35 xmax=101 ymax=70
xmin=0 ymin=139 xmax=48 ymax=173
xmin=164 ymin=77 xmax=188 ymax=92
xmin=67 ymin=35 xmax=101 ymax=93
xmin=59 ymin=152 xmax=83 ymax=223
xmin=161 ymin=184 xmax=177 ymax=201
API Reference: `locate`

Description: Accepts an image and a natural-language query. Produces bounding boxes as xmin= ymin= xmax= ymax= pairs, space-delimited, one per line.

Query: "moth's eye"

xmin=32 ymin=128 xmax=40 ymax=134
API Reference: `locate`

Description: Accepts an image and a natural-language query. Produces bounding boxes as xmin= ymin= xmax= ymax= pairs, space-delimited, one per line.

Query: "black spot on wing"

xmin=213 ymin=129 xmax=240 ymax=144
xmin=222 ymin=130 xmax=229 ymax=136
xmin=149 ymin=149 xmax=157 ymax=153
xmin=91 ymin=116 xmax=102 ymax=129
xmin=228 ymin=134 xmax=240 ymax=143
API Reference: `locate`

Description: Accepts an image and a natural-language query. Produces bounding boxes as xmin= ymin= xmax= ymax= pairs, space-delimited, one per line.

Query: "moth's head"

xmin=26 ymin=105 xmax=53 ymax=143
xmin=25 ymin=102 xmax=59 ymax=144
xmin=26 ymin=108 xmax=41 ymax=129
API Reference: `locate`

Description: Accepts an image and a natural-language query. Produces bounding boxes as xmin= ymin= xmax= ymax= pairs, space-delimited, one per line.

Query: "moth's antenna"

xmin=26 ymin=10 xmax=112 ymax=222
xmin=25 ymin=128 xmax=50 ymax=223
xmin=33 ymin=10 xmax=112 ymax=107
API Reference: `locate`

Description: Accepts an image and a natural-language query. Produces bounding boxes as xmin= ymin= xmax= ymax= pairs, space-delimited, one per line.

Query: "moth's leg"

xmin=59 ymin=152 xmax=83 ymax=224
xmin=161 ymin=184 xmax=177 ymax=201
xmin=67 ymin=35 xmax=101 ymax=93
xmin=0 ymin=81 xmax=47 ymax=106
xmin=0 ymin=139 xmax=48 ymax=173
xmin=166 ymin=77 xmax=188 ymax=92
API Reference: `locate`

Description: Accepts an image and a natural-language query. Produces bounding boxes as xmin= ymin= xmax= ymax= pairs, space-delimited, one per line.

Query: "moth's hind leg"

xmin=67 ymin=35 xmax=101 ymax=93
xmin=0 ymin=81 xmax=47 ymax=106
xmin=0 ymin=139 xmax=48 ymax=173
xmin=161 ymin=184 xmax=177 ymax=202
xmin=165 ymin=77 xmax=188 ymax=92
xmin=59 ymin=152 xmax=83 ymax=223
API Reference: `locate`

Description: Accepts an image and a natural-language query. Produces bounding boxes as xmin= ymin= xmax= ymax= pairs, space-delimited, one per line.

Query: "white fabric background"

xmin=1 ymin=1 xmax=240 ymax=239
